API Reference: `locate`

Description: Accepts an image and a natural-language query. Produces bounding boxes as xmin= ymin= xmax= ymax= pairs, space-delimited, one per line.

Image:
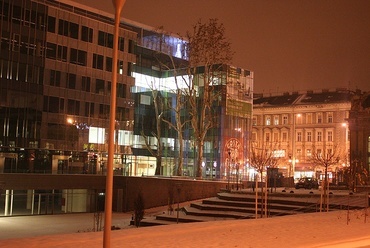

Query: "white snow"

xmin=1 ymin=208 xmax=369 ymax=248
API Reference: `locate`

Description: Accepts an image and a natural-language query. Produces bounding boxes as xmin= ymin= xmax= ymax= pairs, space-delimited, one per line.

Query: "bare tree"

xmin=140 ymin=88 xmax=165 ymax=175
xmin=309 ymin=145 xmax=342 ymax=211
xmin=185 ymin=19 xmax=233 ymax=178
xmin=249 ymin=141 xmax=279 ymax=218
xmin=150 ymin=28 xmax=190 ymax=176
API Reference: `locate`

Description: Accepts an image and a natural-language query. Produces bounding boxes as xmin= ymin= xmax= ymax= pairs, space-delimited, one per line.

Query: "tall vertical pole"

xmin=103 ymin=1 xmax=125 ymax=247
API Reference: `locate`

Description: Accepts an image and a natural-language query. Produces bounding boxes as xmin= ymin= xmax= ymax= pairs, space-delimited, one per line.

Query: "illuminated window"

xmin=274 ymin=116 xmax=279 ymax=125
xmin=252 ymin=117 xmax=257 ymax=126
xmin=306 ymin=149 xmax=311 ymax=157
xmin=266 ymin=116 xmax=271 ymax=125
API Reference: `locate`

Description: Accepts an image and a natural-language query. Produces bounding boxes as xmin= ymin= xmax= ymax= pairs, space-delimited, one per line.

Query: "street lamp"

xmin=201 ymin=161 xmax=205 ymax=178
xmin=212 ymin=161 xmax=217 ymax=179
xmin=290 ymin=113 xmax=301 ymax=179
xmin=103 ymin=1 xmax=126 ymax=247
xmin=227 ymin=150 xmax=231 ymax=190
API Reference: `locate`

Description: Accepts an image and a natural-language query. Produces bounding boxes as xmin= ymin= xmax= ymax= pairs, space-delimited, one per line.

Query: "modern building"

xmin=348 ymin=91 xmax=370 ymax=190
xmin=251 ymin=89 xmax=352 ymax=185
xmin=0 ymin=0 xmax=254 ymax=215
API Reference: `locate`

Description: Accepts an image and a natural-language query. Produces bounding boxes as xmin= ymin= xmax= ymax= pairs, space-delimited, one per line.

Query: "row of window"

xmin=50 ymin=17 xmax=125 ymax=51
xmin=252 ymin=130 xmax=334 ymax=143
xmin=1 ymin=1 xmax=47 ymax=31
xmin=0 ymin=1 xmax=128 ymax=51
xmin=48 ymin=69 xmax=128 ymax=98
xmin=0 ymin=59 xmax=43 ymax=84
xmin=45 ymin=42 xmax=128 ymax=74
xmin=253 ymin=112 xmax=335 ymax=126
xmin=1 ymin=36 xmax=129 ymax=76
xmin=43 ymin=96 xmax=129 ymax=121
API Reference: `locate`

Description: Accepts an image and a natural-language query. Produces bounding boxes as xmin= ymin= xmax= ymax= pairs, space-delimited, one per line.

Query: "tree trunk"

xmin=196 ymin=139 xmax=204 ymax=178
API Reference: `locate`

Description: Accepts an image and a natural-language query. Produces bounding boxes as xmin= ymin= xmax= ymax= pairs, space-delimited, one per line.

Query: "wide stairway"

xmin=139 ymin=191 xmax=365 ymax=227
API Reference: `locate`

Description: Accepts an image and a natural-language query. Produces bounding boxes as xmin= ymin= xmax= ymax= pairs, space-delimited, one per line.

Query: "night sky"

xmin=71 ymin=0 xmax=370 ymax=94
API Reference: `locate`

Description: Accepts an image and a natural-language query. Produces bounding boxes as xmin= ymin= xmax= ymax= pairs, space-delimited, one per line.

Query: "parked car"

xmin=295 ymin=177 xmax=319 ymax=189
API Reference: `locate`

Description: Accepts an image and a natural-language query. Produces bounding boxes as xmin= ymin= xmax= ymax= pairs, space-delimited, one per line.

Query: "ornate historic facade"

xmin=252 ymin=89 xmax=351 ymax=184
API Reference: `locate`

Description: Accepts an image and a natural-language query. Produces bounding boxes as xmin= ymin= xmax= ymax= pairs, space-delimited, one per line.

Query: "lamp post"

xmin=103 ymin=1 xmax=125 ymax=247
xmin=290 ymin=113 xmax=301 ymax=180
xmin=227 ymin=150 xmax=231 ymax=190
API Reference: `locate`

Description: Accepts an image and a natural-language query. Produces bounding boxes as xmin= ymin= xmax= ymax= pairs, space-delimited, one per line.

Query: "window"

xmin=85 ymin=102 xmax=94 ymax=117
xmin=70 ymin=48 xmax=87 ymax=66
xmin=43 ymin=96 xmax=64 ymax=113
xmin=99 ymin=104 xmax=110 ymax=118
xmin=283 ymin=115 xmax=288 ymax=125
xmin=93 ymin=54 xmax=104 ymax=70
xmin=98 ymin=31 xmax=113 ymax=48
xmin=307 ymin=131 xmax=312 ymax=142
xmin=57 ymin=45 xmax=67 ymax=61
xmin=265 ymin=133 xmax=270 ymax=142
xmin=282 ymin=132 xmax=287 ymax=142
xmin=297 ymin=132 xmax=302 ymax=142
xmin=95 ymin=79 xmax=105 ymax=94
xmin=67 ymin=99 xmax=80 ymax=115
xmin=67 ymin=73 xmax=76 ymax=89
xmin=274 ymin=116 xmax=279 ymax=125
xmin=81 ymin=26 xmax=93 ymax=43
xmin=46 ymin=42 xmax=56 ymax=59
xmin=252 ymin=132 xmax=257 ymax=141
xmin=118 ymin=37 xmax=124 ymax=51
xmin=266 ymin=116 xmax=271 ymax=125
xmin=307 ymin=113 xmax=312 ymax=124
xmin=273 ymin=133 xmax=278 ymax=142
xmin=58 ymin=19 xmax=79 ymax=39
xmin=317 ymin=131 xmax=322 ymax=142
xmin=306 ymin=149 xmax=312 ymax=157
xmin=118 ymin=60 xmax=124 ymax=75
xmin=327 ymin=148 xmax=333 ymax=155
xmin=297 ymin=149 xmax=302 ymax=157
xmin=50 ymin=70 xmax=61 ymax=86
xmin=252 ymin=117 xmax=257 ymax=126
xmin=317 ymin=149 xmax=322 ymax=157
xmin=105 ymin=57 xmax=112 ymax=72
xmin=327 ymin=113 xmax=333 ymax=123
xmin=327 ymin=131 xmax=333 ymax=142
xmin=128 ymin=39 xmax=135 ymax=53
xmin=47 ymin=16 xmax=56 ymax=33
xmin=317 ymin=113 xmax=322 ymax=124
xmin=296 ymin=114 xmax=302 ymax=124
xmin=82 ymin=76 xmax=91 ymax=92
xmin=117 ymin=83 xmax=126 ymax=98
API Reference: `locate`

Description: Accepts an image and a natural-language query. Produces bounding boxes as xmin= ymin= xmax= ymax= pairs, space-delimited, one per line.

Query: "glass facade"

xmin=0 ymin=0 xmax=254 ymax=180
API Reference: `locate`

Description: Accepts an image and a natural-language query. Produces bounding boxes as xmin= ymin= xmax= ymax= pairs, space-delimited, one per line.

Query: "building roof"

xmin=253 ymin=89 xmax=352 ymax=107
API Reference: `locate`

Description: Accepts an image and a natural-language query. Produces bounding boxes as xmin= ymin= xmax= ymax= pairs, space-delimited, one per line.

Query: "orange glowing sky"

xmin=72 ymin=0 xmax=370 ymax=94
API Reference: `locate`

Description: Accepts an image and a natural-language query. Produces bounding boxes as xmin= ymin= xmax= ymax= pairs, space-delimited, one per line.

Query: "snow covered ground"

xmin=1 ymin=208 xmax=369 ymax=248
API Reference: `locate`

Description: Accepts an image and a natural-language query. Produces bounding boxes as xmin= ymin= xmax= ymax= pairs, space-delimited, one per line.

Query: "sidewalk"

xmin=1 ymin=209 xmax=369 ymax=248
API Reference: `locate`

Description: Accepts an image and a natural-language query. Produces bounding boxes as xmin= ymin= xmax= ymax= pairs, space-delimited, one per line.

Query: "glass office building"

xmin=0 ymin=0 xmax=254 ymax=178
